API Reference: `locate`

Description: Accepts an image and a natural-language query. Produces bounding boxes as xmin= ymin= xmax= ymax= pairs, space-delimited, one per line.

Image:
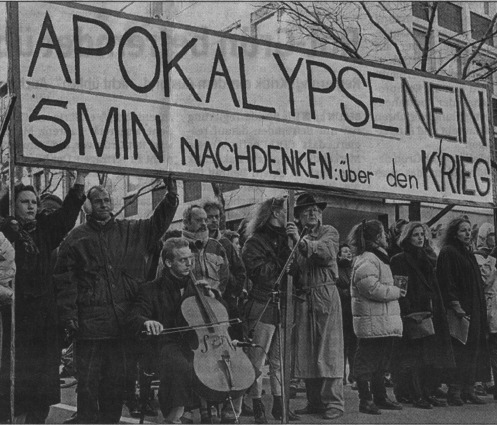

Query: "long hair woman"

xmin=241 ymin=197 xmax=299 ymax=423
xmin=348 ymin=219 xmax=404 ymax=415
xmin=436 ymin=216 xmax=491 ymax=406
xmin=390 ymin=222 xmax=455 ymax=409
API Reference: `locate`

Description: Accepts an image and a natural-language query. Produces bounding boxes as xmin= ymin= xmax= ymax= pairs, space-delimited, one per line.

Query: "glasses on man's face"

xmin=303 ymin=207 xmax=320 ymax=215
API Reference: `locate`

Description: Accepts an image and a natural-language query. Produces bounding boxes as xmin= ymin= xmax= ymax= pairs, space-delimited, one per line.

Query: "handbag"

xmin=403 ymin=311 xmax=435 ymax=339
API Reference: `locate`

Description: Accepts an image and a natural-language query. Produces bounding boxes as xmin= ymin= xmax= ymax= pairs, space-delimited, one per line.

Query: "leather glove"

xmin=1 ymin=217 xmax=20 ymax=243
xmin=451 ymin=303 xmax=466 ymax=318
xmin=163 ymin=174 xmax=177 ymax=196
xmin=64 ymin=319 xmax=79 ymax=343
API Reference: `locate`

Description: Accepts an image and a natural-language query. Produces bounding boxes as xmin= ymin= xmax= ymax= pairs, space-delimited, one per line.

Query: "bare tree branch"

xmin=420 ymin=2 xmax=438 ymax=72
xmin=361 ymin=2 xmax=407 ymax=68
xmin=114 ymin=178 xmax=161 ymax=217
xmin=462 ymin=12 xmax=497 ymax=79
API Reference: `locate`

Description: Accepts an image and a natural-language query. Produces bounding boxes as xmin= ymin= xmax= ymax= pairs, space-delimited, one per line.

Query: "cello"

xmin=180 ymin=271 xmax=256 ymax=403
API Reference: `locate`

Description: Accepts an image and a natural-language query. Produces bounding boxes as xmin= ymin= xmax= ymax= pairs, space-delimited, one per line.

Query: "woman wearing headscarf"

xmin=390 ymin=222 xmax=455 ymax=409
xmin=436 ymin=216 xmax=491 ymax=406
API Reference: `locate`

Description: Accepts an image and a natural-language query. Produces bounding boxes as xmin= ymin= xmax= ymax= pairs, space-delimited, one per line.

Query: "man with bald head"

xmin=55 ymin=177 xmax=178 ymax=424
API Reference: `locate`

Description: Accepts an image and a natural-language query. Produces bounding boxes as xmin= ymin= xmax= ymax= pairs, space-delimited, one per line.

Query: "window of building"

xmin=437 ymin=40 xmax=463 ymax=78
xmin=33 ymin=171 xmax=43 ymax=193
xmin=123 ymin=195 xmax=138 ymax=217
xmin=126 ymin=175 xmax=142 ymax=193
xmin=438 ymin=2 xmax=463 ymax=33
xmin=471 ymin=12 xmax=495 ymax=46
xmin=152 ymin=186 xmax=167 ymax=209
xmin=183 ymin=180 xmax=202 ymax=202
xmin=220 ymin=183 xmax=240 ymax=193
xmin=412 ymin=2 xmax=431 ymax=21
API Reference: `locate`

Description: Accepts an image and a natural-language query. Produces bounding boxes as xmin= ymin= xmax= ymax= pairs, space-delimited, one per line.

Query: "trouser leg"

xmin=24 ymin=405 xmax=50 ymax=424
xmin=304 ymin=378 xmax=324 ymax=408
xmin=489 ymin=334 xmax=497 ymax=392
xmin=76 ymin=340 xmax=102 ymax=424
xmin=99 ymin=340 xmax=125 ymax=423
xmin=356 ymin=380 xmax=371 ymax=402
xmin=371 ymin=370 xmax=387 ymax=401
xmin=410 ymin=367 xmax=423 ymax=400
xmin=321 ymin=378 xmax=344 ymax=411
xmin=267 ymin=325 xmax=282 ymax=397
xmin=247 ymin=321 xmax=276 ymax=399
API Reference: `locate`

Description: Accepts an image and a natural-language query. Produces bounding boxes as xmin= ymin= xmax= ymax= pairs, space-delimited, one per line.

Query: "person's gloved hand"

xmin=451 ymin=303 xmax=467 ymax=318
xmin=163 ymin=174 xmax=177 ymax=196
xmin=1 ymin=217 xmax=20 ymax=243
xmin=64 ymin=319 xmax=79 ymax=343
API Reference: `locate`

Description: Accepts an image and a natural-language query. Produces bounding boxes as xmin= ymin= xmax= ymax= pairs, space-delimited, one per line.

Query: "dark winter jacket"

xmin=0 ymin=184 xmax=86 ymax=415
xmin=390 ymin=246 xmax=455 ymax=369
xmin=242 ymin=223 xmax=291 ymax=324
xmin=55 ymin=192 xmax=178 ymax=340
xmin=242 ymin=223 xmax=290 ymax=302
xmin=182 ymin=232 xmax=230 ymax=296
xmin=129 ymin=268 xmax=197 ymax=347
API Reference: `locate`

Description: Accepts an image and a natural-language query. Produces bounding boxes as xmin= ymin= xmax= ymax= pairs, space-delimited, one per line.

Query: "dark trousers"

xmin=354 ymin=337 xmax=395 ymax=402
xmin=409 ymin=366 xmax=439 ymax=400
xmin=75 ymin=339 xmax=126 ymax=424
xmin=158 ymin=342 xmax=196 ymax=416
xmin=489 ymin=333 xmax=497 ymax=392
xmin=343 ymin=327 xmax=357 ymax=382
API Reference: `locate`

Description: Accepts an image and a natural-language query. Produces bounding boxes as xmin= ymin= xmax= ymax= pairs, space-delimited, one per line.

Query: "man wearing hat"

xmin=288 ymin=193 xmax=345 ymax=420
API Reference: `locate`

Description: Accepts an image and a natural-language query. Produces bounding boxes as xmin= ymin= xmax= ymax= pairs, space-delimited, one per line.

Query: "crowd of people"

xmin=0 ymin=176 xmax=496 ymax=424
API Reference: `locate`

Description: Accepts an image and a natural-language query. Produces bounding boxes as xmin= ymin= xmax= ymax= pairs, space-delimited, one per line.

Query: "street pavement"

xmin=49 ymin=375 xmax=497 ymax=424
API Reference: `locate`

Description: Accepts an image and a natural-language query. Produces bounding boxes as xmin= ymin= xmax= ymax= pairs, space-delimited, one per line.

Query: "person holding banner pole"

xmin=0 ymin=170 xmax=88 ymax=423
xmin=55 ymin=176 xmax=178 ymax=424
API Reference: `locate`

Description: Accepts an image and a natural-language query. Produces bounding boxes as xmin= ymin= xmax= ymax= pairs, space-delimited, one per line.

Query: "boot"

xmin=461 ymin=386 xmax=486 ymax=405
xmin=271 ymin=396 xmax=300 ymax=421
xmin=252 ymin=398 xmax=267 ymax=424
xmin=447 ymin=385 xmax=464 ymax=406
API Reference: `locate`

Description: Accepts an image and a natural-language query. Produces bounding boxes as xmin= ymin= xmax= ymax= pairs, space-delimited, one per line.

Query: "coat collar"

xmin=403 ymin=251 xmax=433 ymax=291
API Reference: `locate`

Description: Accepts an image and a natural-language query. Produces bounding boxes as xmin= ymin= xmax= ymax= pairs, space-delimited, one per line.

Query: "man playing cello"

xmin=129 ymin=237 xmax=253 ymax=424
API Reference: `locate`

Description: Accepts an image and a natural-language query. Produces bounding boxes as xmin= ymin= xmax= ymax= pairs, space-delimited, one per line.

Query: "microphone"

xmin=232 ymin=339 xmax=257 ymax=348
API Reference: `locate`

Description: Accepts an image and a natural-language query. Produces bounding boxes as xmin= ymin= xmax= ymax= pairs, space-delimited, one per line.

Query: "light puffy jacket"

xmin=474 ymin=223 xmax=497 ymax=333
xmin=351 ymin=250 xmax=403 ymax=339
xmin=0 ymin=231 xmax=15 ymax=286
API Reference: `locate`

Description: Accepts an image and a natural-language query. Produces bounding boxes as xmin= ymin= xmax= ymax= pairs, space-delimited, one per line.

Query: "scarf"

xmin=402 ymin=242 xmax=436 ymax=274
xmin=366 ymin=246 xmax=390 ymax=264
xmin=182 ymin=229 xmax=210 ymax=248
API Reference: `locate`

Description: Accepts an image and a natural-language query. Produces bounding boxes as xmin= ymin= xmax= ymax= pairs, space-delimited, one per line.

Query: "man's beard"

xmin=194 ymin=229 xmax=209 ymax=243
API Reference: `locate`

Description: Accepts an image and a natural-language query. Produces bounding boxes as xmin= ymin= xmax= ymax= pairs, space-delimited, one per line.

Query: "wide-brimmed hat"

xmin=294 ymin=193 xmax=327 ymax=216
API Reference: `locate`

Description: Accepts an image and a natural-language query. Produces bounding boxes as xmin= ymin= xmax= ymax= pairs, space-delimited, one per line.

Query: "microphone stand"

xmin=247 ymin=226 xmax=308 ymax=424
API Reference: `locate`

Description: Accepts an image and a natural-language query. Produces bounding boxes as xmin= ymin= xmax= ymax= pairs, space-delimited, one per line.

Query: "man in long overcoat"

xmin=291 ymin=193 xmax=344 ymax=421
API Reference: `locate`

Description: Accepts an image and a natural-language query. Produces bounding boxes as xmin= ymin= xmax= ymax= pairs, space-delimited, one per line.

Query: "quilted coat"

xmin=351 ymin=249 xmax=403 ymax=339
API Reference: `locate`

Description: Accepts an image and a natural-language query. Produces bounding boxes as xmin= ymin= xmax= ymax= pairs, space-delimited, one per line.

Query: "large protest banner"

xmin=7 ymin=2 xmax=494 ymax=206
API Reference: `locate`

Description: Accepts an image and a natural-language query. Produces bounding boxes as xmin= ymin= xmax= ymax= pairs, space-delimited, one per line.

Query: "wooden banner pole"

xmin=8 ymin=116 xmax=16 ymax=424
xmin=282 ymin=190 xmax=296 ymax=423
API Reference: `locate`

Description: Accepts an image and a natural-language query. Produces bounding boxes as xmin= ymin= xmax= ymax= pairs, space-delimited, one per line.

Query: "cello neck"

xmin=189 ymin=271 xmax=217 ymax=333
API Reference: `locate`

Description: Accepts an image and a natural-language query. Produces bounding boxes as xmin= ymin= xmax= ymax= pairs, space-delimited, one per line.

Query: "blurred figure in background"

xmin=336 ymin=244 xmax=356 ymax=389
